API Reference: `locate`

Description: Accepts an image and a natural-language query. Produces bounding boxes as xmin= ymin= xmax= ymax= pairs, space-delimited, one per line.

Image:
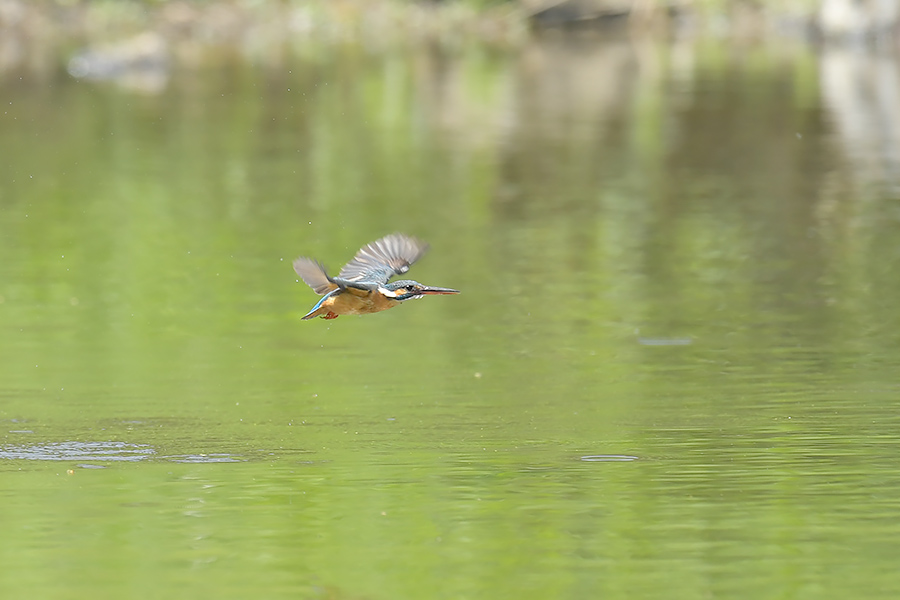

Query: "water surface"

xmin=2 ymin=35 xmax=900 ymax=599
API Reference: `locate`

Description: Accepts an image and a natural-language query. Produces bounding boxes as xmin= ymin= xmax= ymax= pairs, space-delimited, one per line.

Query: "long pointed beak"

xmin=420 ymin=286 xmax=460 ymax=295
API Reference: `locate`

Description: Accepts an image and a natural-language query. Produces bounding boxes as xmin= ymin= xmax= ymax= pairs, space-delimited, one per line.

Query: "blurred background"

xmin=2 ymin=1 xmax=900 ymax=599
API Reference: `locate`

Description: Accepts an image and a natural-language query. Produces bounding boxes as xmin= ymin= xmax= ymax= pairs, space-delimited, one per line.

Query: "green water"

xmin=2 ymin=37 xmax=900 ymax=599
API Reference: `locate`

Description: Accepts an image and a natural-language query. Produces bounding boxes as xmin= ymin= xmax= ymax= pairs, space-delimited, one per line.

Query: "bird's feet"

xmin=323 ymin=311 xmax=339 ymax=320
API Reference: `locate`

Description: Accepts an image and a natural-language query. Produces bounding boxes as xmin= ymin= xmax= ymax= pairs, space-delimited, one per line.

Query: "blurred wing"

xmin=293 ymin=257 xmax=339 ymax=295
xmin=337 ymin=233 xmax=429 ymax=285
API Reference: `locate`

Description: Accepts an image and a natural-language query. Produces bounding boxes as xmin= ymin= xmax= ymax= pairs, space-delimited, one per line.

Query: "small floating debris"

xmin=580 ymin=455 xmax=639 ymax=462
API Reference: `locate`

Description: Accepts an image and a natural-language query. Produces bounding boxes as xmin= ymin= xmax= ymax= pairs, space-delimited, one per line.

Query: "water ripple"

xmin=0 ymin=441 xmax=154 ymax=462
xmin=0 ymin=441 xmax=247 ymax=464
xmin=164 ymin=454 xmax=243 ymax=464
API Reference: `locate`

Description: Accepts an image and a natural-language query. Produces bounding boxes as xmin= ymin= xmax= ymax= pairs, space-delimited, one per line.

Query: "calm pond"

xmin=2 ymin=33 xmax=900 ymax=599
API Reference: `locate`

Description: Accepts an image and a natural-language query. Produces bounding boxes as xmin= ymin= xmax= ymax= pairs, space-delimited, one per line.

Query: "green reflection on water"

xmin=2 ymin=38 xmax=900 ymax=599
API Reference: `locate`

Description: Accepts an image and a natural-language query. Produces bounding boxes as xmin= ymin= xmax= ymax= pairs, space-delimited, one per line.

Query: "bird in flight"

xmin=293 ymin=233 xmax=459 ymax=320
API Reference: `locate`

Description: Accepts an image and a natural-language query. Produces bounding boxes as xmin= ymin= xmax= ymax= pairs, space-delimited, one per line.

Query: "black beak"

xmin=419 ymin=286 xmax=460 ymax=295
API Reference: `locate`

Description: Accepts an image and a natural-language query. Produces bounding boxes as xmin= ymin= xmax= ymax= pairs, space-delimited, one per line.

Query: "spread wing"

xmin=293 ymin=257 xmax=339 ymax=295
xmin=336 ymin=233 xmax=429 ymax=285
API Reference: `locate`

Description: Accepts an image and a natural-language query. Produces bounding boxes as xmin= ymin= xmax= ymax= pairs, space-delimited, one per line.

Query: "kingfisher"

xmin=293 ymin=233 xmax=459 ymax=320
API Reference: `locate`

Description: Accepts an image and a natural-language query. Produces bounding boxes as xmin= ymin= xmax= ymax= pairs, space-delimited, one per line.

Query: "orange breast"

xmin=326 ymin=289 xmax=399 ymax=316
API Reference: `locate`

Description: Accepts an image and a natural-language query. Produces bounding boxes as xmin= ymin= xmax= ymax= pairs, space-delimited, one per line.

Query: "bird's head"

xmin=381 ymin=279 xmax=460 ymax=301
